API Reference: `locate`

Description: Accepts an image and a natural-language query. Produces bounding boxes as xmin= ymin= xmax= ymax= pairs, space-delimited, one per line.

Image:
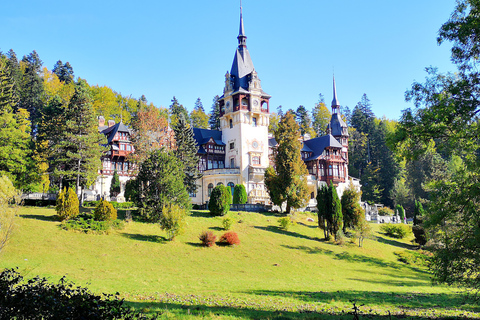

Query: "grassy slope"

xmin=1 ymin=206 xmax=478 ymax=319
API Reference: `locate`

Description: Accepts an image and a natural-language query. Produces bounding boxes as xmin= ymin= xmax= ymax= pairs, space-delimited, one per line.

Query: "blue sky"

xmin=1 ymin=1 xmax=457 ymax=121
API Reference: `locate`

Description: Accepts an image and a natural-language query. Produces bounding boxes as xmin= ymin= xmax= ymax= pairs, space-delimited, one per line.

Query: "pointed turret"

xmin=331 ymin=75 xmax=340 ymax=114
xmin=326 ymin=76 xmax=348 ymax=137
xmin=238 ymin=4 xmax=247 ymax=48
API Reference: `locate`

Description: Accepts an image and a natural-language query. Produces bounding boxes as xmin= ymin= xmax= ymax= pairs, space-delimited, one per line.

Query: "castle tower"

xmin=326 ymin=76 xmax=349 ymax=176
xmin=218 ymin=5 xmax=271 ymax=204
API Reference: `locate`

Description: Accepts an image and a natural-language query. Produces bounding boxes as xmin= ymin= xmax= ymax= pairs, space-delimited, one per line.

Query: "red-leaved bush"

xmin=199 ymin=231 xmax=216 ymax=247
xmin=219 ymin=231 xmax=240 ymax=246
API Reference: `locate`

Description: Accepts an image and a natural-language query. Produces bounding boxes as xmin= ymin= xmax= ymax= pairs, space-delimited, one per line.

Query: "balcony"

xmin=203 ymin=168 xmax=240 ymax=176
xmin=111 ymin=150 xmax=133 ymax=157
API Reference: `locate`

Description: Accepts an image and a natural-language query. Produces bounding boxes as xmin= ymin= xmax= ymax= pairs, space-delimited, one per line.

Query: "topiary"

xmin=56 ymin=187 xmax=79 ymax=221
xmin=209 ymin=185 xmax=231 ymax=216
xmin=199 ymin=230 xmax=216 ymax=247
xmin=232 ymin=184 xmax=247 ymax=204
xmin=93 ymin=199 xmax=117 ymax=221
xmin=219 ymin=231 xmax=240 ymax=246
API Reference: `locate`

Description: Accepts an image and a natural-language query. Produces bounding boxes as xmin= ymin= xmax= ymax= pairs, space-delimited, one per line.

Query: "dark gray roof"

xmin=100 ymin=122 xmax=131 ymax=145
xmin=231 ymin=47 xmax=255 ymax=91
xmin=327 ymin=113 xmax=349 ymax=137
xmin=303 ymin=134 xmax=343 ymax=161
xmin=268 ymin=137 xmax=278 ymax=148
xmin=332 ymin=75 xmax=340 ymax=107
xmin=192 ymin=128 xmax=225 ymax=149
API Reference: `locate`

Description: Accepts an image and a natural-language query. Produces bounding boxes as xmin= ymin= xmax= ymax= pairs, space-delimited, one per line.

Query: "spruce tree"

xmin=172 ymin=113 xmax=201 ymax=194
xmin=110 ymin=170 xmax=121 ymax=197
xmin=265 ymin=111 xmax=309 ymax=213
xmin=209 ymin=95 xmax=221 ymax=130
xmin=169 ymin=96 xmax=190 ymax=127
xmin=330 ymin=183 xmax=343 ymax=239
xmin=316 ymin=184 xmax=330 ymax=239
xmin=191 ymin=97 xmax=209 ymax=129
xmin=52 ymin=60 xmax=74 ymax=84
xmin=19 ymin=51 xmax=44 ymax=130
xmin=51 ymin=79 xmax=106 ymax=195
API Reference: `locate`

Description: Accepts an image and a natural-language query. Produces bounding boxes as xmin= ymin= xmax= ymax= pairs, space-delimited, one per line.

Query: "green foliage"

xmin=265 ymin=112 xmax=309 ymax=213
xmin=380 ymin=224 xmax=411 ymax=239
xmin=341 ymin=181 xmax=364 ymax=233
xmin=232 ymin=184 xmax=247 ymax=204
xmin=93 ymin=199 xmax=117 ymax=221
xmin=209 ymin=95 xmax=221 ymax=130
xmin=295 ymin=105 xmax=315 ymax=137
xmin=330 ymin=183 xmax=343 ymax=240
xmin=222 ymin=216 xmax=236 ymax=230
xmin=172 ymin=113 xmax=201 ymax=194
xmin=124 ymin=178 xmax=138 ymax=202
xmin=352 ymin=217 xmax=372 ymax=247
xmin=169 ymin=96 xmax=190 ymax=127
xmin=62 ymin=216 xmax=124 ymax=234
xmin=312 ymin=94 xmax=331 ymax=136
xmin=394 ymin=250 xmax=431 ymax=266
xmin=378 ymin=207 xmax=395 ymax=216
xmin=83 ymin=201 xmax=134 ymax=209
xmin=395 ymin=204 xmax=405 ymax=220
xmin=109 ymin=170 xmax=121 ymax=197
xmin=0 ymin=175 xmax=19 ymax=254
xmin=219 ymin=231 xmax=240 ymax=246
xmin=278 ymin=216 xmax=295 ymax=231
xmin=136 ymin=149 xmax=191 ymax=222
xmin=199 ymin=230 xmax=216 ymax=247
xmin=55 ymin=187 xmax=79 ymax=221
xmin=0 ymin=268 xmax=153 ymax=319
xmin=190 ymin=98 xmax=209 ymax=129
xmin=209 ymin=185 xmax=231 ymax=216
xmin=159 ymin=204 xmax=187 ymax=241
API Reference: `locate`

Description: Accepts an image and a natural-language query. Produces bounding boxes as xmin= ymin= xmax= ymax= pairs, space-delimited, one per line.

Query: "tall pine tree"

xmin=169 ymin=96 xmax=190 ymax=127
xmin=172 ymin=113 xmax=201 ymax=194
xmin=209 ymin=95 xmax=221 ymax=130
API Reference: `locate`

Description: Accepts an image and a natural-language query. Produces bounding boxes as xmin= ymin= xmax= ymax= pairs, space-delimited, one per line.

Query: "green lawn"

xmin=1 ymin=206 xmax=478 ymax=319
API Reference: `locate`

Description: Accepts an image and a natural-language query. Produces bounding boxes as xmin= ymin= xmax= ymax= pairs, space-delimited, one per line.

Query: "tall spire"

xmin=331 ymin=74 xmax=340 ymax=113
xmin=237 ymin=1 xmax=247 ymax=48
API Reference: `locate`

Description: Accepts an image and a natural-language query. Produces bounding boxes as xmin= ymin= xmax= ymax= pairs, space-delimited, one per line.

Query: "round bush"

xmin=209 ymin=185 xmax=232 ymax=216
xmin=219 ymin=231 xmax=240 ymax=246
xmin=93 ymin=199 xmax=117 ymax=221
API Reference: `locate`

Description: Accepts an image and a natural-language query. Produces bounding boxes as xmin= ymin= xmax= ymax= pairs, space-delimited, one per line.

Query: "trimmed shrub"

xmin=56 ymin=187 xmax=79 ymax=221
xmin=380 ymin=223 xmax=411 ymax=239
xmin=159 ymin=204 xmax=187 ymax=240
xmin=378 ymin=207 xmax=395 ymax=216
xmin=209 ymin=185 xmax=231 ymax=216
xmin=199 ymin=230 xmax=216 ymax=247
xmin=110 ymin=170 xmax=121 ymax=197
xmin=395 ymin=204 xmax=406 ymax=221
xmin=62 ymin=217 xmax=124 ymax=234
xmin=232 ymin=184 xmax=247 ymax=204
xmin=93 ymin=199 xmax=117 ymax=221
xmin=0 ymin=268 xmax=154 ymax=319
xmin=219 ymin=231 xmax=240 ymax=246
xmin=222 ymin=216 xmax=236 ymax=230
xmin=278 ymin=216 xmax=295 ymax=231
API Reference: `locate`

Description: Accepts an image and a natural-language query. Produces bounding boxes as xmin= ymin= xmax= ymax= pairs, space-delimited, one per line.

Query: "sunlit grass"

xmin=1 ymin=206 xmax=477 ymax=319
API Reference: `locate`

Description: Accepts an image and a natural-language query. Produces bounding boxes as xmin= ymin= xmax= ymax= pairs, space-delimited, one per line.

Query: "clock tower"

xmin=218 ymin=5 xmax=271 ymax=203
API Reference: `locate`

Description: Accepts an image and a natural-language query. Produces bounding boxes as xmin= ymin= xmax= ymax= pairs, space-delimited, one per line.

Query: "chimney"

xmin=108 ymin=120 xmax=115 ymax=127
xmin=98 ymin=116 xmax=105 ymax=127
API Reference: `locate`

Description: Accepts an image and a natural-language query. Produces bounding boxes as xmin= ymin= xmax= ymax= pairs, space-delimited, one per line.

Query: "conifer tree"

xmin=50 ymin=79 xmax=106 ymax=195
xmin=169 ymin=96 xmax=190 ymax=127
xmin=172 ymin=113 xmax=201 ymax=194
xmin=312 ymin=94 xmax=331 ymax=136
xmin=209 ymin=95 xmax=221 ymax=130
xmin=110 ymin=170 xmax=121 ymax=197
xmin=295 ymin=105 xmax=315 ymax=137
xmin=19 ymin=50 xmax=44 ymax=130
xmin=232 ymin=184 xmax=247 ymax=204
xmin=330 ymin=183 xmax=343 ymax=240
xmin=316 ymin=184 xmax=330 ymax=239
xmin=52 ymin=60 xmax=74 ymax=84
xmin=190 ymin=97 xmax=209 ymax=129
xmin=341 ymin=181 xmax=363 ymax=233
xmin=265 ymin=111 xmax=309 ymax=213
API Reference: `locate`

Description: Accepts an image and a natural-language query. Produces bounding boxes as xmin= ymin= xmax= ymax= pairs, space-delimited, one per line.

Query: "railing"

xmin=99 ymin=169 xmax=135 ymax=176
xmin=111 ymin=150 xmax=133 ymax=157
xmin=202 ymin=168 xmax=240 ymax=175
xmin=22 ymin=193 xmax=57 ymax=200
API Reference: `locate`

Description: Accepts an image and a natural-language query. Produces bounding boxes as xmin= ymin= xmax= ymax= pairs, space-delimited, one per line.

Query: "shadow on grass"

xmin=281 ymin=244 xmax=401 ymax=269
xmin=190 ymin=210 xmax=213 ymax=218
xmin=125 ymin=293 xmax=479 ymax=320
xmin=120 ymin=233 xmax=167 ymax=243
xmin=208 ymin=226 xmax=224 ymax=231
xmin=241 ymin=290 xmax=478 ymax=313
xmin=254 ymin=226 xmax=320 ymax=242
xmin=297 ymin=222 xmax=319 ymax=229
xmin=375 ymin=235 xmax=417 ymax=250
xmin=185 ymin=242 xmax=205 ymax=247
xmin=19 ymin=214 xmax=58 ymax=222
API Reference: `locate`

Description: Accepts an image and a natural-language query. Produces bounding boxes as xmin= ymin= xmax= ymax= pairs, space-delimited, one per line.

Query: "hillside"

xmin=0 ymin=206 xmax=478 ymax=319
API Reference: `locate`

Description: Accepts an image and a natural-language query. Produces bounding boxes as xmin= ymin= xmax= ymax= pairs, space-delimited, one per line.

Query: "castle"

xmin=190 ymin=8 xmax=359 ymax=206
xmin=93 ymin=7 xmax=360 ymax=205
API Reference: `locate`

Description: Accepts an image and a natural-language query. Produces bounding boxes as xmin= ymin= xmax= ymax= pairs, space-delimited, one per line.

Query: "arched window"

xmin=311 ymin=192 xmax=315 ymax=199
xmin=217 ymin=182 xmax=223 ymax=186
xmin=252 ymin=156 xmax=260 ymax=165
xmin=208 ymin=183 xmax=214 ymax=197
xmin=229 ymin=119 xmax=233 ymax=128
xmin=227 ymin=182 xmax=235 ymax=195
